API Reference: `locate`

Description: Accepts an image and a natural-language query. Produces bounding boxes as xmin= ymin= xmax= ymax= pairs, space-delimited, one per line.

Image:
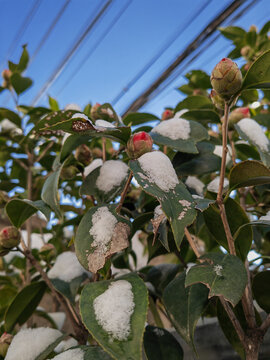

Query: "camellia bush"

xmin=0 ymin=23 xmax=270 ymax=360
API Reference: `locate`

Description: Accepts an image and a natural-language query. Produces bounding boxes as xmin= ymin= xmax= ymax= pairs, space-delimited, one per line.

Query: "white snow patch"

xmin=62 ymin=132 xmax=70 ymax=144
xmin=259 ymin=211 xmax=270 ymax=221
xmin=93 ymin=280 xmax=135 ymax=341
xmin=186 ymin=176 xmax=204 ymax=195
xmin=52 ymin=348 xmax=84 ymax=360
xmin=138 ymin=151 xmax=179 ymax=192
xmin=89 ymin=207 xmax=117 ymax=253
xmin=65 ymin=103 xmax=81 ymax=111
xmin=192 ymin=194 xmax=204 ymax=199
xmin=5 ymin=327 xmax=62 ymax=360
xmin=237 ymin=118 xmax=269 ymax=152
xmin=1 ymin=119 xmax=18 ymax=131
xmin=84 ymin=158 xmax=103 ymax=177
xmin=154 ymin=205 xmax=164 ymax=218
xmin=71 ymin=113 xmax=89 ymax=121
xmin=54 ymin=337 xmax=78 ymax=353
xmin=48 ymin=252 xmax=85 ymax=282
xmin=95 ymin=119 xmax=115 ymax=128
xmin=49 ymin=312 xmax=66 ymax=330
xmin=213 ymin=145 xmax=232 ymax=165
xmin=207 ymin=176 xmax=229 ymax=193
xmin=152 ymin=117 xmax=190 ymax=140
xmin=96 ymin=160 xmax=129 ymax=193
xmin=214 ymin=264 xmax=223 ymax=276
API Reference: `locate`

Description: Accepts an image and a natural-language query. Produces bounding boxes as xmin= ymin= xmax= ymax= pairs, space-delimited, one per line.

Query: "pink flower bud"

xmin=228 ymin=107 xmax=250 ymax=128
xmin=1 ymin=69 xmax=12 ymax=82
xmin=0 ymin=227 xmax=21 ymax=249
xmin=75 ymin=144 xmax=92 ymax=166
xmin=210 ymin=58 xmax=242 ymax=100
xmin=126 ymin=132 xmax=153 ymax=159
xmin=210 ymin=89 xmax=224 ymax=110
xmin=90 ymin=103 xmax=101 ymax=121
xmin=0 ymin=333 xmax=13 ymax=357
xmin=241 ymin=46 xmax=251 ymax=58
xmin=161 ymin=109 xmax=174 ymax=120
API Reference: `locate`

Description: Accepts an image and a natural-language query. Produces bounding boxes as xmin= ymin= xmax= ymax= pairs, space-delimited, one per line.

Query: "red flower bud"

xmin=210 ymin=89 xmax=224 ymax=110
xmin=161 ymin=109 xmax=174 ymax=120
xmin=228 ymin=107 xmax=250 ymax=128
xmin=90 ymin=103 xmax=101 ymax=121
xmin=75 ymin=144 xmax=92 ymax=166
xmin=126 ymin=132 xmax=153 ymax=159
xmin=210 ymin=58 xmax=242 ymax=100
xmin=0 ymin=227 xmax=21 ymax=249
xmin=0 ymin=332 xmax=13 ymax=357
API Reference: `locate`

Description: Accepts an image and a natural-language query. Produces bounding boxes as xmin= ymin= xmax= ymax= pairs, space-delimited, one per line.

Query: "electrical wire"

xmin=30 ymin=0 xmax=71 ymax=64
xmin=31 ymin=0 xmax=113 ymax=106
xmin=56 ymin=0 xmax=132 ymax=97
xmin=0 ymin=0 xmax=43 ymax=69
xmin=111 ymin=0 xmax=211 ymax=107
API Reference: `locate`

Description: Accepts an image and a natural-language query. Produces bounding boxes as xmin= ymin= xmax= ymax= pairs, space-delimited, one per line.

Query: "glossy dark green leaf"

xmin=242 ymin=49 xmax=270 ymax=90
xmin=10 ymin=73 xmax=33 ymax=95
xmin=143 ymin=325 xmax=183 ymax=360
xmin=175 ymin=95 xmax=213 ymax=112
xmin=0 ymin=108 xmax=21 ymax=127
xmin=51 ymin=274 xmax=87 ymax=304
xmin=203 ymin=198 xmax=253 ymax=260
xmin=5 ymin=281 xmax=47 ymax=331
xmin=6 ymin=199 xmax=51 ymax=228
xmin=163 ymin=272 xmax=208 ymax=349
xmin=193 ymin=196 xmax=215 ymax=212
xmin=151 ymin=119 xmax=209 ymax=154
xmin=185 ymin=253 xmax=247 ymax=306
xmin=181 ymin=109 xmax=220 ymax=123
xmin=185 ymin=70 xmax=211 ymax=89
xmin=260 ymin=21 xmax=270 ymax=35
xmin=229 ymin=160 xmax=270 ymax=190
xmin=60 ymin=134 xmax=91 ymax=162
xmin=36 ymin=333 xmax=66 ymax=360
xmin=146 ymin=264 xmax=180 ymax=297
xmin=246 ymin=30 xmax=257 ymax=47
xmin=0 ymin=286 xmax=17 ymax=317
xmin=17 ymin=44 xmax=29 ymax=72
xmin=131 ymin=212 xmax=153 ymax=237
xmin=219 ymin=26 xmax=246 ymax=40
xmin=130 ymin=159 xmax=197 ymax=250
xmin=80 ymin=274 xmax=148 ymax=360
xmin=75 ymin=205 xmax=131 ymax=273
xmin=123 ymin=112 xmax=159 ymax=126
xmin=252 ymin=271 xmax=270 ymax=313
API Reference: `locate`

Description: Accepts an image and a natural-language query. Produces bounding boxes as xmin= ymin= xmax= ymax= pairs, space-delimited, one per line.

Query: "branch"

xmin=260 ymin=314 xmax=270 ymax=334
xmin=116 ymin=171 xmax=133 ymax=213
xmin=102 ymin=138 xmax=106 ymax=162
xmin=36 ymin=141 xmax=54 ymax=163
xmin=184 ymin=228 xmax=201 ymax=258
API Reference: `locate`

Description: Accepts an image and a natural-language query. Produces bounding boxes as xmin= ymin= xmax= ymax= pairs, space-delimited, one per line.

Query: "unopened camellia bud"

xmin=0 ymin=245 xmax=9 ymax=257
xmin=60 ymin=165 xmax=78 ymax=180
xmin=2 ymin=69 xmax=11 ymax=82
xmin=75 ymin=144 xmax=92 ymax=166
xmin=210 ymin=89 xmax=224 ymax=110
xmin=0 ymin=332 xmax=13 ymax=357
xmin=39 ymin=243 xmax=56 ymax=262
xmin=210 ymin=58 xmax=242 ymax=100
xmin=126 ymin=131 xmax=153 ymax=159
xmin=90 ymin=103 xmax=101 ymax=121
xmin=228 ymin=107 xmax=250 ymax=128
xmin=0 ymin=227 xmax=21 ymax=249
xmin=161 ymin=109 xmax=174 ymax=120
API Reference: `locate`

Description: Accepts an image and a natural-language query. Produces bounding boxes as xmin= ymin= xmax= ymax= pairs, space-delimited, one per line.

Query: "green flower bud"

xmin=0 ymin=333 xmax=13 ymax=357
xmin=210 ymin=58 xmax=242 ymax=100
xmin=60 ymin=165 xmax=78 ymax=180
xmin=126 ymin=132 xmax=153 ymax=159
xmin=75 ymin=144 xmax=92 ymax=166
xmin=210 ymin=89 xmax=224 ymax=110
xmin=0 ymin=227 xmax=21 ymax=249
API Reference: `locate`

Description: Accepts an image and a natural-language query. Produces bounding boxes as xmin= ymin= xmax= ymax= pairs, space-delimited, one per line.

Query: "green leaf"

xmin=177 ymin=84 xmax=194 ymax=95
xmin=6 ymin=199 xmax=51 ymax=228
xmin=74 ymin=205 xmax=131 ymax=273
xmin=242 ymin=49 xmax=270 ymax=90
xmin=143 ymin=325 xmax=183 ymax=360
xmin=52 ymin=346 xmax=113 ymax=359
xmin=193 ymin=196 xmax=215 ymax=212
xmin=146 ymin=264 xmax=180 ymax=297
xmin=80 ymin=274 xmax=148 ymax=360
xmin=51 ymin=274 xmax=87 ymax=304
xmin=0 ymin=108 xmax=21 ymax=127
xmin=0 ymin=286 xmax=17 ymax=317
xmin=175 ymin=95 xmax=213 ymax=112
xmin=181 ymin=109 xmax=220 ymax=123
xmin=131 ymin=212 xmax=153 ymax=237
xmin=163 ymin=272 xmax=208 ymax=349
xmin=123 ymin=112 xmax=159 ymax=126
xmin=36 ymin=333 xmax=66 ymax=360
xmin=185 ymin=70 xmax=211 ymax=89
xmin=10 ymin=73 xmax=33 ymax=95
xmin=41 ymin=163 xmax=63 ymax=219
xmin=229 ymin=160 xmax=270 ymax=190
xmin=219 ymin=26 xmax=246 ymax=40
xmin=252 ymin=271 xmax=270 ymax=313
xmin=60 ymin=134 xmax=91 ymax=162
xmin=96 ymin=103 xmax=119 ymax=123
xmin=185 ymin=253 xmax=247 ymax=306
xmin=5 ymin=281 xmax=47 ymax=331
xmin=80 ymin=162 xmax=129 ymax=204
xmin=130 ymin=159 xmax=197 ymax=250
xmin=17 ymin=44 xmax=30 ymax=72
xmin=48 ymin=96 xmax=60 ymax=111
xmin=246 ymin=30 xmax=257 ymax=47
xmin=32 ymin=110 xmax=131 ymax=144
xmin=150 ymin=119 xmax=209 ymax=154
xmin=203 ymin=198 xmax=252 ymax=260
xmin=260 ymin=21 xmax=270 ymax=35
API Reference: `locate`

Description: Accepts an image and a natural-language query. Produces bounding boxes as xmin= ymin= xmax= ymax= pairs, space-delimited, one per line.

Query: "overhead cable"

xmin=31 ymin=0 xmax=113 ymax=106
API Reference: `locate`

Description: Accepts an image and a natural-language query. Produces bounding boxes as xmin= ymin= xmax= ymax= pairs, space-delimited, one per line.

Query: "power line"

xmin=122 ymin=0 xmax=247 ymax=116
xmin=56 ymin=0 xmax=132 ymax=97
xmin=111 ymin=0 xmax=211 ymax=106
xmin=0 ymin=0 xmax=43 ymax=69
xmin=30 ymin=0 xmax=71 ymax=64
xmin=31 ymin=0 xmax=113 ymax=106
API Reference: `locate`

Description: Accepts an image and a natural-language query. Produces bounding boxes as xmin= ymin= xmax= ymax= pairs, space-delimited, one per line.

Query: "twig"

xmin=14 ymin=158 xmax=28 ymax=171
xmin=220 ymin=297 xmax=246 ymax=345
xmin=184 ymin=228 xmax=201 ymax=258
xmin=116 ymin=171 xmax=133 ymax=213
xmin=102 ymin=138 xmax=106 ymax=161
xmin=260 ymin=314 xmax=270 ymax=334
xmin=228 ymin=130 xmax=236 ymax=165
xmin=36 ymin=141 xmax=54 ymax=163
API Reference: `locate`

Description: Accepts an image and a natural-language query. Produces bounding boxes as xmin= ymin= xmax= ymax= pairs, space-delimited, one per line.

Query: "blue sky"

xmin=0 ymin=0 xmax=269 ymax=117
